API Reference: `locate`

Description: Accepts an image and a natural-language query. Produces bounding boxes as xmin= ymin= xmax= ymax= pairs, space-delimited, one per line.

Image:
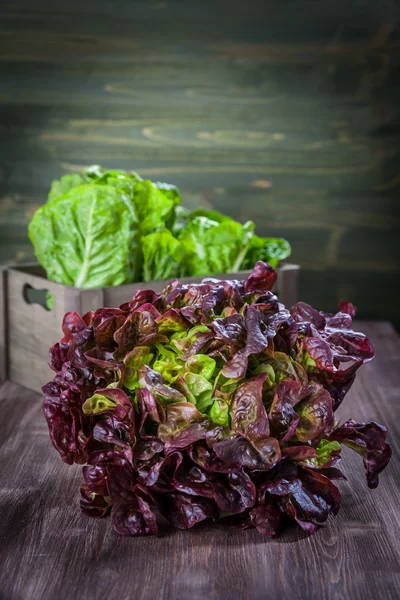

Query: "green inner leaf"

xmin=82 ymin=393 xmax=117 ymax=415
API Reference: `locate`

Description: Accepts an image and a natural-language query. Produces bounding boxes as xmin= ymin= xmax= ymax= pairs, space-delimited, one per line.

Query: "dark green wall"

xmin=1 ymin=1 xmax=399 ymax=323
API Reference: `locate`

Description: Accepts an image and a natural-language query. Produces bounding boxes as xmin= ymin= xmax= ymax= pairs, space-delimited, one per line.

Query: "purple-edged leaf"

xmin=62 ymin=312 xmax=87 ymax=342
xmin=281 ymin=446 xmax=317 ymax=461
xmin=300 ymin=337 xmax=335 ymax=372
xmin=228 ymin=374 xmax=281 ymax=468
xmin=85 ymin=347 xmax=119 ymax=370
xmin=274 ymin=379 xmax=308 ymax=407
xmin=260 ymin=460 xmax=300 ymax=497
xmin=299 ymin=439 xmax=341 ymax=469
xmin=132 ymin=437 xmax=164 ymax=461
xmin=108 ymin=466 xmax=158 ymax=536
xmin=269 ymin=380 xmax=308 ymax=442
xmin=83 ymin=464 xmax=110 ymax=496
xmin=205 ymin=425 xmax=232 ymax=447
xmin=339 ymin=301 xmax=357 ymax=317
xmin=231 ymin=374 xmax=270 ymax=439
xmin=244 ymin=261 xmax=277 ymax=294
xmin=172 ymin=458 xmax=215 ymax=498
xmin=214 ymin=435 xmax=280 ymax=472
xmin=172 ymin=325 xmax=214 ymax=360
xmin=138 ymin=365 xmax=185 ymax=404
xmin=180 ymin=305 xmax=202 ymax=325
xmin=114 ymin=309 xmax=166 ymax=355
xmin=212 ymin=313 xmax=246 ymax=348
xmin=137 ymin=388 xmax=165 ymax=432
xmin=124 ymin=289 xmax=160 ymax=312
xmin=42 ymin=387 xmax=90 ymax=465
xmin=88 ymin=448 xmax=130 ymax=467
xmin=49 ymin=341 xmax=69 ymax=372
xmin=157 ymin=402 xmax=209 ymax=450
xmin=328 ymin=419 xmax=392 ymax=488
xmin=188 ymin=442 xmax=235 ymax=474
xmin=134 ymin=302 xmax=161 ymax=318
xmin=84 ymin=348 xmax=121 ymax=384
xmin=158 ymin=279 xmax=189 ymax=311
xmin=156 ymin=308 xmax=190 ymax=334
xmin=80 ymin=485 xmax=112 ymax=518
xmin=220 ymin=348 xmax=249 ymax=379
xmin=212 ymin=469 xmax=256 ymax=514
xmin=291 ymin=302 xmax=326 ymax=329
xmin=179 ymin=283 xmax=213 ymax=324
xmin=136 ymin=452 xmax=182 ymax=489
xmin=83 ymin=448 xmax=130 ymax=495
xmin=325 ymin=311 xmax=353 ymax=330
xmin=162 ymin=492 xmax=217 ymax=529
xmin=299 ymin=467 xmax=341 ymax=516
xmin=222 ymin=306 xmax=270 ymax=378
xmin=277 ymin=467 xmax=341 ymax=532
xmin=253 ymin=290 xmax=279 ymax=311
xmin=93 ymin=414 xmax=135 ymax=462
xmin=82 ymin=387 xmax=133 ymax=418
xmin=92 ymin=308 xmax=127 ymax=349
xmin=67 ymin=326 xmax=96 ymax=368
xmin=294 ymin=383 xmax=334 ymax=442
xmin=122 ymin=347 xmax=154 ymax=389
xmin=273 ymin=316 xmax=299 ymax=355
xmin=249 ymin=504 xmax=281 ymax=536
xmin=325 ymin=329 xmax=375 ymax=361
xmin=201 ymin=283 xmax=234 ymax=324
xmin=244 ymin=305 xmax=273 ymax=355
xmin=278 ymin=497 xmax=318 ymax=534
xmin=321 ymin=372 xmax=355 ymax=411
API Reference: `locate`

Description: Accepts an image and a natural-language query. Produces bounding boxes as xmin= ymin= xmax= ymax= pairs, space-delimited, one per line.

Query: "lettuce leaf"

xmin=48 ymin=173 xmax=86 ymax=203
xmin=32 ymin=166 xmax=292 ymax=289
xmin=142 ymin=230 xmax=183 ymax=282
xmin=133 ymin=180 xmax=180 ymax=235
xmin=242 ymin=235 xmax=291 ymax=269
xmin=178 ymin=216 xmax=254 ymax=276
xmin=29 ymin=184 xmax=141 ymax=288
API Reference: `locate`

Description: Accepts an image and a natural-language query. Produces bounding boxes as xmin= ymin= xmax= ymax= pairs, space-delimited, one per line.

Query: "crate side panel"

xmin=7 ymin=269 xmax=81 ymax=392
xmin=79 ymin=288 xmax=105 ymax=315
xmin=276 ymin=264 xmax=300 ymax=308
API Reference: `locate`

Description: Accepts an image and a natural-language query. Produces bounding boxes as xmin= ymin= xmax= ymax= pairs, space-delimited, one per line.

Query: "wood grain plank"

xmin=0 ymin=0 xmax=399 ymax=325
xmin=0 ymin=321 xmax=399 ymax=600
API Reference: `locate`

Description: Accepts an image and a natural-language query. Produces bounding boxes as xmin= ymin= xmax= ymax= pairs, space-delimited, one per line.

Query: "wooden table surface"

xmin=1 ymin=321 xmax=399 ymax=600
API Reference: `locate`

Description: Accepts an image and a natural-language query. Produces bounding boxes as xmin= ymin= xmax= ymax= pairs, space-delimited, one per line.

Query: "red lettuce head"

xmin=42 ymin=262 xmax=391 ymax=536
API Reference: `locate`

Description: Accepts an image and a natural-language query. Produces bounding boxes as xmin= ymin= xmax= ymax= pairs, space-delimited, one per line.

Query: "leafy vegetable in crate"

xmin=42 ymin=262 xmax=391 ymax=537
xmin=28 ymin=166 xmax=291 ymax=288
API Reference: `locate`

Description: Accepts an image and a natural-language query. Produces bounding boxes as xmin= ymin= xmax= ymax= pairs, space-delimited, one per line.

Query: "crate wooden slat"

xmin=7 ymin=267 xmax=80 ymax=394
xmin=1 ymin=263 xmax=299 ymax=393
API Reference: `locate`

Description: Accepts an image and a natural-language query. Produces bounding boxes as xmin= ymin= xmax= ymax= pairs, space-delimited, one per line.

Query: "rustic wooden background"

xmin=0 ymin=0 xmax=399 ymax=324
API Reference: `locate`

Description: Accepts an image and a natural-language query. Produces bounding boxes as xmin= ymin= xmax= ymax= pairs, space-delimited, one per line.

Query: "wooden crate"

xmin=0 ymin=263 xmax=299 ymax=393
